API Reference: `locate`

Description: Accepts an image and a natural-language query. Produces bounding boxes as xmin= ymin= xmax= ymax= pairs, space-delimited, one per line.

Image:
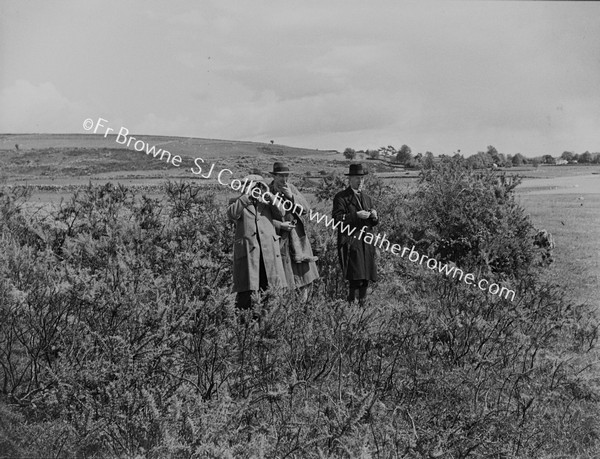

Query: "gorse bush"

xmin=0 ymin=166 xmax=598 ymax=458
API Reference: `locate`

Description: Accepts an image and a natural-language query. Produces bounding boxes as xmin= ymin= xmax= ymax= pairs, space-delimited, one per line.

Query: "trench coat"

xmin=332 ymin=186 xmax=379 ymax=282
xmin=227 ymin=194 xmax=287 ymax=293
xmin=268 ymin=181 xmax=320 ymax=289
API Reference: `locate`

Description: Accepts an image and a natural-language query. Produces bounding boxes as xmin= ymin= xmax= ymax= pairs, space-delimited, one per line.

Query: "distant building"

xmin=555 ymin=158 xmax=568 ymax=165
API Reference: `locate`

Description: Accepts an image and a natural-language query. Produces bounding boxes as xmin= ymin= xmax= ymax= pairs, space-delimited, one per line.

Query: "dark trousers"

xmin=348 ymin=279 xmax=369 ymax=305
xmin=235 ymin=252 xmax=268 ymax=310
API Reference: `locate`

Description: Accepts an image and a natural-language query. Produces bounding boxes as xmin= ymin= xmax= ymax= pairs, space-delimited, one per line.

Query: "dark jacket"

xmin=332 ymin=186 xmax=378 ymax=281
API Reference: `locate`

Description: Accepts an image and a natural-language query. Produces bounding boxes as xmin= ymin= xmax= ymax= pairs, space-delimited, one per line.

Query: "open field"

xmin=512 ymin=166 xmax=600 ymax=308
xmin=516 ymin=192 xmax=600 ymax=309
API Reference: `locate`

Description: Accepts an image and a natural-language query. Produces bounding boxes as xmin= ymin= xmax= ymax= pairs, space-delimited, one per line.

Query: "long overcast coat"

xmin=332 ymin=186 xmax=379 ymax=282
xmin=227 ymin=194 xmax=287 ymax=293
xmin=268 ymin=181 xmax=320 ymax=289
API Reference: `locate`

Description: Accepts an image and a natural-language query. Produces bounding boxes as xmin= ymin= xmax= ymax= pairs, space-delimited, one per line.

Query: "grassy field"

xmin=513 ymin=165 xmax=600 ymax=308
xmin=517 ymin=192 xmax=600 ymax=309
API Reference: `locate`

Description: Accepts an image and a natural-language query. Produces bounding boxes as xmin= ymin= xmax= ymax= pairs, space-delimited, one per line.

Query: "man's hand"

xmin=280 ymin=184 xmax=293 ymax=199
xmin=357 ymin=210 xmax=371 ymax=219
xmin=261 ymin=191 xmax=276 ymax=204
xmin=280 ymin=221 xmax=296 ymax=231
xmin=370 ymin=209 xmax=378 ymax=219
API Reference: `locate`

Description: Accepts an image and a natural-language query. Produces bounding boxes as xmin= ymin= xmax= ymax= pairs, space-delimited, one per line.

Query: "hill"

xmin=0 ymin=133 xmax=341 ymax=182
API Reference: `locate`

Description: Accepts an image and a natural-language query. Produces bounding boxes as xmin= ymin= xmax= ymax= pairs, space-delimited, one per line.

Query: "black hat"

xmin=344 ymin=163 xmax=368 ymax=176
xmin=269 ymin=162 xmax=293 ymax=175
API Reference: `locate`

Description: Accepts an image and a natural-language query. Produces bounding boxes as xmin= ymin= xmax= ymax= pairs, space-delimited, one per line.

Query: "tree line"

xmin=343 ymin=144 xmax=600 ymax=169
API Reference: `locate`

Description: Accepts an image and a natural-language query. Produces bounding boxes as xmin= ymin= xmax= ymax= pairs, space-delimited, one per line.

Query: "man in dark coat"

xmin=332 ymin=164 xmax=379 ymax=305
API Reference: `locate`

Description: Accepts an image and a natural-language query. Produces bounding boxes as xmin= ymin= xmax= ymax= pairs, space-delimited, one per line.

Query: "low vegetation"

xmin=0 ymin=158 xmax=598 ymax=458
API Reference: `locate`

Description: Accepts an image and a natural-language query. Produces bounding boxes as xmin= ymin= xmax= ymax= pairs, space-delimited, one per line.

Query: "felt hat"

xmin=269 ymin=162 xmax=293 ymax=175
xmin=344 ymin=163 xmax=368 ymax=176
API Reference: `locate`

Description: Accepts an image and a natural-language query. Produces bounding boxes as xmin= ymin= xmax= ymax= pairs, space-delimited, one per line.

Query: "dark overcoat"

xmin=227 ymin=194 xmax=287 ymax=293
xmin=268 ymin=181 xmax=320 ymax=288
xmin=332 ymin=186 xmax=379 ymax=282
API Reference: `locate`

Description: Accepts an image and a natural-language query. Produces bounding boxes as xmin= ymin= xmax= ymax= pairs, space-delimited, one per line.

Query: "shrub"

xmin=0 ymin=173 xmax=598 ymax=458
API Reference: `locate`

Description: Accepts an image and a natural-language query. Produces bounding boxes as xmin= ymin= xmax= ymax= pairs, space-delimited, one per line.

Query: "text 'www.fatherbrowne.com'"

xmin=306 ymin=209 xmax=516 ymax=302
xmin=82 ymin=116 xmax=515 ymax=301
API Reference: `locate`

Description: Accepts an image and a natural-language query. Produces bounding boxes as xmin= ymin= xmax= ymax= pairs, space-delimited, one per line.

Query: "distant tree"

xmin=404 ymin=153 xmax=421 ymax=169
xmin=422 ymin=151 xmax=435 ymax=169
xmin=367 ymin=149 xmax=380 ymax=159
xmin=270 ymin=140 xmax=274 ymax=145
xmin=467 ymin=154 xmax=484 ymax=169
xmin=579 ymin=151 xmax=592 ymax=163
xmin=561 ymin=151 xmax=574 ymax=161
xmin=15 ymin=144 xmax=19 ymax=151
xmin=572 ymin=153 xmax=580 ymax=162
xmin=343 ymin=148 xmax=356 ymax=160
xmin=481 ymin=151 xmax=495 ymax=167
xmin=593 ymin=153 xmax=600 ymax=164
xmin=486 ymin=145 xmax=499 ymax=160
xmin=512 ymin=153 xmax=526 ymax=166
xmin=542 ymin=155 xmax=556 ymax=165
xmin=496 ymin=153 xmax=508 ymax=167
xmin=531 ymin=158 xmax=542 ymax=168
xmin=450 ymin=153 xmax=466 ymax=168
xmin=396 ymin=144 xmax=412 ymax=164
xmin=505 ymin=154 xmax=513 ymax=167
xmin=467 ymin=151 xmax=494 ymax=169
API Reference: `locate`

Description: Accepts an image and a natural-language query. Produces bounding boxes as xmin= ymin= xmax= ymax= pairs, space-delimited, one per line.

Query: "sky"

xmin=1 ymin=0 xmax=599 ymax=157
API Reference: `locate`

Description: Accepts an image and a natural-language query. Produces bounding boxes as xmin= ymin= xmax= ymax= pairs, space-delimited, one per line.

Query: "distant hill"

xmin=0 ymin=133 xmax=342 ymax=181
xmin=0 ymin=133 xmax=338 ymax=160
xmin=0 ymin=133 xmax=337 ymax=159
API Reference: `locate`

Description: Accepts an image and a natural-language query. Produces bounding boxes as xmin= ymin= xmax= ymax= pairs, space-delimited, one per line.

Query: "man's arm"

xmin=333 ymin=193 xmax=358 ymax=225
xmin=227 ymin=194 xmax=252 ymax=222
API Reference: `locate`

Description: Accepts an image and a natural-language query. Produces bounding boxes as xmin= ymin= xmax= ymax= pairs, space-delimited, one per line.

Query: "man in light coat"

xmin=268 ymin=162 xmax=319 ymax=301
xmin=227 ymin=175 xmax=292 ymax=310
xmin=332 ymin=164 xmax=379 ymax=305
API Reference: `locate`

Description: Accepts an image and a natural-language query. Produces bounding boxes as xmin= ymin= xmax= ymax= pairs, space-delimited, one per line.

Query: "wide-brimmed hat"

xmin=344 ymin=163 xmax=368 ymax=176
xmin=269 ymin=162 xmax=293 ymax=175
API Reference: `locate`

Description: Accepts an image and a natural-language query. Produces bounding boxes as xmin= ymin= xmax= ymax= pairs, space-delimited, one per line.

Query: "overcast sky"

xmin=1 ymin=0 xmax=599 ymax=157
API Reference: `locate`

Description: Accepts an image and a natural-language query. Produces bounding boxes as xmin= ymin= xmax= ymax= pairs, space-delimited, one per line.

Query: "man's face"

xmin=273 ymin=173 xmax=289 ymax=188
xmin=349 ymin=175 xmax=364 ymax=191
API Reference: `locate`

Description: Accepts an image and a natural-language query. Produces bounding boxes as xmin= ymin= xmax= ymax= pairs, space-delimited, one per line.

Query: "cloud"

xmin=0 ymin=80 xmax=93 ymax=133
xmin=131 ymin=112 xmax=198 ymax=137
xmin=1 ymin=1 xmax=599 ymax=155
